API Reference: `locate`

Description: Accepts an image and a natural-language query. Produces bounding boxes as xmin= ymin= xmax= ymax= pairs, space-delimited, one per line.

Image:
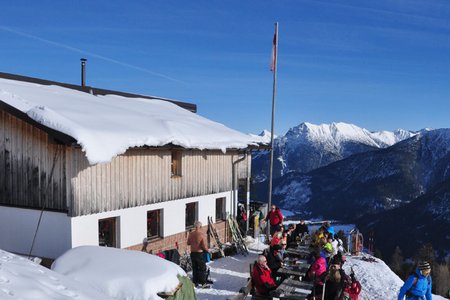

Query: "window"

xmin=171 ymin=150 xmax=182 ymax=177
xmin=185 ymin=202 xmax=198 ymax=229
xmin=147 ymin=209 xmax=162 ymax=239
xmin=99 ymin=217 xmax=118 ymax=248
xmin=216 ymin=197 xmax=226 ymax=221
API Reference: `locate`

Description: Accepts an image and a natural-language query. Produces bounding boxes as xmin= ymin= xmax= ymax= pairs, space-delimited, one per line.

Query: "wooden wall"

xmin=0 ymin=110 xmax=251 ymax=217
xmin=66 ymin=148 xmax=249 ymax=216
xmin=0 ymin=111 xmax=67 ymax=211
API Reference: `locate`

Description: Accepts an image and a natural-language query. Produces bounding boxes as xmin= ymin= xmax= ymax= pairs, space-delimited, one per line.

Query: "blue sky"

xmin=1 ymin=0 xmax=450 ymax=135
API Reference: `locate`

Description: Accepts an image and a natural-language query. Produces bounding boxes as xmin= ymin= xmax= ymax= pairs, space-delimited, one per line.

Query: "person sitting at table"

xmin=270 ymin=224 xmax=284 ymax=247
xmin=323 ymin=234 xmax=334 ymax=259
xmin=319 ymin=221 xmax=331 ymax=233
xmin=294 ymin=219 xmax=309 ymax=239
xmin=285 ymin=223 xmax=297 ymax=248
xmin=312 ymin=227 xmax=327 ymax=248
xmin=307 ymin=249 xmax=327 ymax=298
xmin=252 ymin=255 xmax=277 ymax=297
xmin=266 ymin=244 xmax=284 ymax=275
xmin=280 ymin=240 xmax=288 ymax=258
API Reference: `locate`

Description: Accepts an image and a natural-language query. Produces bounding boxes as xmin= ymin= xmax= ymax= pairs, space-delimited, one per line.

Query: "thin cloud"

xmin=0 ymin=26 xmax=187 ymax=85
xmin=307 ymin=0 xmax=450 ymax=29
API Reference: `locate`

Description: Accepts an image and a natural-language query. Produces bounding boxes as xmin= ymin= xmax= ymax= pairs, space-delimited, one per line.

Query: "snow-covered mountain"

xmin=252 ymin=122 xmax=419 ymax=182
xmin=359 ymin=175 xmax=450 ymax=259
xmin=257 ymin=128 xmax=450 ymax=217
xmin=253 ymin=128 xmax=450 ymax=258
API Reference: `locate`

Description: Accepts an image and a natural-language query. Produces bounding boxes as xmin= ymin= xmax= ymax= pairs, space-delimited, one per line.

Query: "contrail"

xmin=0 ymin=26 xmax=187 ymax=85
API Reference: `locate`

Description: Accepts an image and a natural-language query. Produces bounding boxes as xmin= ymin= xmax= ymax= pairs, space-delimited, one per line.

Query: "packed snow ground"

xmin=195 ymin=236 xmax=448 ymax=300
xmin=0 ymin=236 xmax=447 ymax=299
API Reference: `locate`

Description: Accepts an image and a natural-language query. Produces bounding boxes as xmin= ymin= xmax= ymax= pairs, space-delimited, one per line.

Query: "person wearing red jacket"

xmin=252 ymin=255 xmax=277 ymax=296
xmin=265 ymin=205 xmax=284 ymax=235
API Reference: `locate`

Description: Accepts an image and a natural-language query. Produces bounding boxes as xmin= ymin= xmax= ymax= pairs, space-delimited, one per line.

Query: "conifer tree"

xmin=432 ymin=263 xmax=450 ymax=297
xmin=389 ymin=246 xmax=403 ymax=275
xmin=415 ymin=243 xmax=435 ymax=266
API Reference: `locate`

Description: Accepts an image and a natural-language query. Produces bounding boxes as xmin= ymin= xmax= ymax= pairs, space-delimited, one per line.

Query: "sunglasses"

xmin=330 ymin=264 xmax=341 ymax=270
xmin=421 ymin=269 xmax=431 ymax=275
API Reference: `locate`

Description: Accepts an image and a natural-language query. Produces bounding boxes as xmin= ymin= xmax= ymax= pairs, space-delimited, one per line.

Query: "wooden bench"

xmin=237 ymin=261 xmax=272 ymax=300
xmin=270 ymin=278 xmax=313 ymax=300
xmin=230 ymin=262 xmax=254 ymax=300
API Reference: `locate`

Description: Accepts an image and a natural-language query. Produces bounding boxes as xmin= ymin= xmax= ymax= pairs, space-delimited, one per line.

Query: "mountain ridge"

xmin=252 ymin=121 xmax=421 ymax=182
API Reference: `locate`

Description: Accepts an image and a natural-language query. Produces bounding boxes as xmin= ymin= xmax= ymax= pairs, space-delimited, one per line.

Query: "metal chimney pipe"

xmin=80 ymin=58 xmax=87 ymax=87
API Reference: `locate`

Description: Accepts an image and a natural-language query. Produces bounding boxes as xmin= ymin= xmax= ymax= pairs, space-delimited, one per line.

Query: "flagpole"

xmin=267 ymin=22 xmax=279 ymax=241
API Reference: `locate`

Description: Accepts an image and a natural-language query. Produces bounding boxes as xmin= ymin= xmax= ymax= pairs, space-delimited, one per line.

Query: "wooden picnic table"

xmin=276 ymin=264 xmax=309 ymax=278
xmin=270 ymin=278 xmax=313 ymax=299
xmin=283 ymin=257 xmax=309 ymax=266
xmin=285 ymin=248 xmax=311 ymax=259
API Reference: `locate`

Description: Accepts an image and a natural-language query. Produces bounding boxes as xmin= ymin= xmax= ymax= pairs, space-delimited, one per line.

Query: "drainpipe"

xmin=232 ymin=152 xmax=247 ymax=218
xmin=246 ymin=151 xmax=251 ymax=233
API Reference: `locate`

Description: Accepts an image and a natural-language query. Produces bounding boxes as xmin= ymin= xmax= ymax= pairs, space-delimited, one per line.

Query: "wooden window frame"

xmin=98 ymin=217 xmax=119 ymax=248
xmin=171 ymin=150 xmax=182 ymax=178
xmin=147 ymin=209 xmax=162 ymax=240
xmin=185 ymin=202 xmax=198 ymax=230
xmin=215 ymin=197 xmax=226 ymax=221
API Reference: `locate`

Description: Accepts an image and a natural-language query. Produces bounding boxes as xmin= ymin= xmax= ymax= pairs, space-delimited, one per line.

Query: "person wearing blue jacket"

xmin=398 ymin=261 xmax=432 ymax=300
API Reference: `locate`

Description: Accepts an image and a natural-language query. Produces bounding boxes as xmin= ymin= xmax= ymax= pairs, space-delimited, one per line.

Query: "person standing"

xmin=398 ymin=261 xmax=432 ymax=300
xmin=187 ymin=221 xmax=210 ymax=287
xmin=237 ymin=203 xmax=247 ymax=236
xmin=265 ymin=205 xmax=284 ymax=235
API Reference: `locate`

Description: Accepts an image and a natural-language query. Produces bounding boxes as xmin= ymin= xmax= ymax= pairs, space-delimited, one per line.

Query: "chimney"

xmin=80 ymin=58 xmax=87 ymax=87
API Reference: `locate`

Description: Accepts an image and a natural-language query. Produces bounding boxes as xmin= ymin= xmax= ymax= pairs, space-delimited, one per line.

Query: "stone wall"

xmin=127 ymin=220 xmax=229 ymax=255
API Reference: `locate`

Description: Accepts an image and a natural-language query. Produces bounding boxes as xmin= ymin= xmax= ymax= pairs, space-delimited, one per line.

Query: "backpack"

xmin=406 ymin=272 xmax=430 ymax=297
xmin=339 ymin=273 xmax=361 ymax=300
xmin=241 ymin=209 xmax=247 ymax=221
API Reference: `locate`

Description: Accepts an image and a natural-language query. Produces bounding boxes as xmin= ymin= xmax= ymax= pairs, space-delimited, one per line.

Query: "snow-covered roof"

xmin=0 ymin=77 xmax=265 ymax=164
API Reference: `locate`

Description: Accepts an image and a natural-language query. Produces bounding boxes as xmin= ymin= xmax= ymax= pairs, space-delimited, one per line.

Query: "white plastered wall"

xmin=0 ymin=206 xmax=71 ymax=259
xmin=71 ymin=191 xmax=232 ymax=249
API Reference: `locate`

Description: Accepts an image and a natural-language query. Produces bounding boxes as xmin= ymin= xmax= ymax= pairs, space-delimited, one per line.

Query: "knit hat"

xmin=418 ymin=261 xmax=431 ymax=271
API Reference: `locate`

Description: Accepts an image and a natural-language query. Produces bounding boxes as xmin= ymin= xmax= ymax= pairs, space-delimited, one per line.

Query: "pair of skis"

xmin=227 ymin=215 xmax=248 ymax=255
xmin=207 ymin=216 xmax=225 ymax=257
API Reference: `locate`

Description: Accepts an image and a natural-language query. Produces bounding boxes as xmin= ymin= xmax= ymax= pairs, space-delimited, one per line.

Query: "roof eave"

xmin=0 ymin=100 xmax=76 ymax=145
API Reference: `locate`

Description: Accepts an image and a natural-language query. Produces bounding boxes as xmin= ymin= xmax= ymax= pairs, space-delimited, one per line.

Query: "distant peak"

xmin=284 ymin=121 xmax=417 ymax=148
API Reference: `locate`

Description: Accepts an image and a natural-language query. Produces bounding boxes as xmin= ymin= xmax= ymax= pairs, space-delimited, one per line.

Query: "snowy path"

xmin=194 ymin=236 xmax=449 ymax=300
xmin=195 ymin=237 xmax=266 ymax=300
xmin=195 ymin=250 xmax=258 ymax=300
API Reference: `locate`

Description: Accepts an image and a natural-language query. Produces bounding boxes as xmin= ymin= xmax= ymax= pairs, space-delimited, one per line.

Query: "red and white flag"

xmin=270 ymin=24 xmax=278 ymax=72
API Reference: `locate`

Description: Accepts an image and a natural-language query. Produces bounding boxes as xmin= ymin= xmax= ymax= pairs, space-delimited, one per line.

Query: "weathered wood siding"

xmin=67 ymin=148 xmax=250 ymax=216
xmin=0 ymin=110 xmax=251 ymax=217
xmin=0 ymin=111 xmax=67 ymax=211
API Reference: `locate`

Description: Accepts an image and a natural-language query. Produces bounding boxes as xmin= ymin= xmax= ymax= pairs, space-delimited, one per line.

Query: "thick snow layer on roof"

xmin=0 ymin=249 xmax=112 ymax=299
xmin=0 ymin=78 xmax=265 ymax=164
xmin=51 ymin=246 xmax=186 ymax=300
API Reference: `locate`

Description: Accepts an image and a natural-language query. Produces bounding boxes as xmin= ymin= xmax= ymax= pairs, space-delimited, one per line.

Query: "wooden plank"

xmin=65 ymin=149 xmax=244 ymax=216
xmin=0 ymin=112 xmax=5 ymax=203
xmin=4 ymin=113 xmax=12 ymax=205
